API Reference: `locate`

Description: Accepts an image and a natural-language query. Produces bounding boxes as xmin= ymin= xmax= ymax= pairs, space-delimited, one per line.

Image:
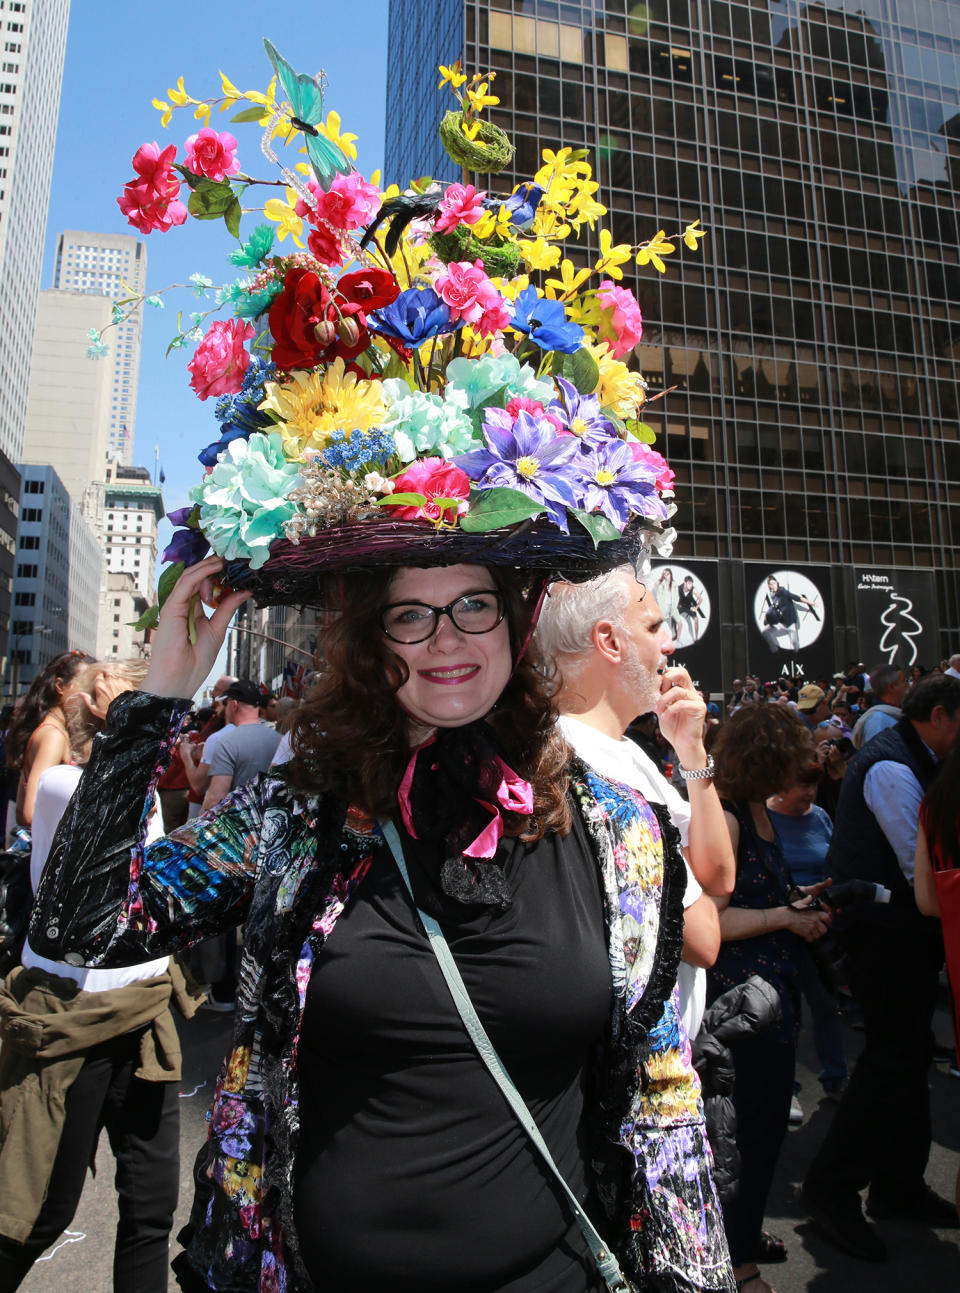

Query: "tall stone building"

xmin=54 ymin=230 xmax=146 ymax=466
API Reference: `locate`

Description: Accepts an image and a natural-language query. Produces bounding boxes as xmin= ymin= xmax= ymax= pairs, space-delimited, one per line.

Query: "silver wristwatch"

xmin=678 ymin=755 xmax=715 ymax=781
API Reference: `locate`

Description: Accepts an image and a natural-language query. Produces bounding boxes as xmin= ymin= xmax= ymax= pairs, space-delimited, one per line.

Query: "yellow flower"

xmin=263 ymin=189 xmax=304 ymax=247
xmin=167 ymin=76 xmax=190 ymax=107
xmin=581 ymin=340 xmax=647 ymax=417
xmin=545 ymin=258 xmax=592 ymax=297
xmin=519 ymin=236 xmax=562 ymax=272
xmin=566 ymin=183 xmax=606 ymax=230
xmin=594 ymin=228 xmax=633 ymax=280
xmin=193 ymin=101 xmax=212 ymax=128
xmin=152 ymin=98 xmax=173 ymax=128
xmin=472 ymin=204 xmax=512 ymax=242
xmin=438 ymin=61 xmax=467 ymax=90
xmin=636 ymin=230 xmax=676 ymax=273
xmin=461 ymin=119 xmax=482 ymax=141
xmin=492 ymin=273 xmax=530 ymax=302
xmin=466 ymin=80 xmax=499 ymax=113
xmin=683 ymin=219 xmax=707 ymax=251
xmin=261 ymin=362 xmax=387 ymax=459
xmin=219 ymin=71 xmax=242 ymax=102
xmin=318 ymin=110 xmax=358 ymax=162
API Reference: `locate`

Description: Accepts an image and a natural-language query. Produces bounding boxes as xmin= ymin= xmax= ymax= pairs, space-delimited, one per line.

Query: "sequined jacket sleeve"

xmin=29 ymin=691 xmax=263 ymax=967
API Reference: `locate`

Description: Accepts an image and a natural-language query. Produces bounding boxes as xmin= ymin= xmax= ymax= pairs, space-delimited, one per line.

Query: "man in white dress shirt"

xmin=535 ymin=565 xmax=734 ymax=1038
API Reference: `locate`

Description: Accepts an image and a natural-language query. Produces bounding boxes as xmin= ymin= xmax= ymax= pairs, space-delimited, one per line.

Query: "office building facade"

xmin=386 ymin=0 xmax=960 ymax=667
xmin=103 ymin=461 xmax=164 ymax=604
xmin=8 ymin=463 xmax=99 ymax=692
xmin=54 ymin=230 xmax=146 ymax=466
xmin=0 ymin=0 xmax=70 ymax=467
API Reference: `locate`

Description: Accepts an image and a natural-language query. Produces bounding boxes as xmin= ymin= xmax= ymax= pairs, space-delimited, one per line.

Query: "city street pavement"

xmin=17 ymin=986 xmax=960 ymax=1292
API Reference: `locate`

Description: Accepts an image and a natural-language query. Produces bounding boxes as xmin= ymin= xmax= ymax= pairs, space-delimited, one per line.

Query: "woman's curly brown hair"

xmin=283 ymin=565 xmax=571 ymax=839
xmin=711 ymin=704 xmax=815 ymax=803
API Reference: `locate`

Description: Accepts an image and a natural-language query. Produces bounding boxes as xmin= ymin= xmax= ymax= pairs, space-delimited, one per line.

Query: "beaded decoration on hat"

xmin=102 ymin=42 xmax=705 ymax=617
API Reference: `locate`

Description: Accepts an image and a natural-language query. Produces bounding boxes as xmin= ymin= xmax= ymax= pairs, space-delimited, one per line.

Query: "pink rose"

xmin=383 ymin=458 xmax=471 ymax=524
xmin=117 ymin=141 xmax=188 ymax=234
xmin=473 ymin=277 xmax=511 ymax=338
xmin=307 ymin=223 xmax=347 ymax=266
xmin=435 ymin=260 xmax=499 ymax=326
xmin=296 ymin=171 xmax=380 ymax=231
xmin=187 ymin=318 xmax=255 ymax=401
xmin=505 ymin=396 xmax=544 ymax=419
xmin=627 ymin=441 xmax=675 ymax=492
xmin=597 ymin=280 xmax=643 ymax=358
xmin=184 ymin=127 xmax=240 ymax=182
xmin=435 ymin=183 xmax=487 ymax=234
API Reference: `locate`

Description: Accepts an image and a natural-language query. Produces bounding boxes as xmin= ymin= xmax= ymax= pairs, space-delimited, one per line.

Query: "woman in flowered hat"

xmin=28 ymin=42 xmax=733 ymax=1293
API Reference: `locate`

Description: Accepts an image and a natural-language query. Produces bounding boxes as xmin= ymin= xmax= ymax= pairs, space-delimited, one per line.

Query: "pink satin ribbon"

xmin=397 ymin=735 xmax=534 ymax=859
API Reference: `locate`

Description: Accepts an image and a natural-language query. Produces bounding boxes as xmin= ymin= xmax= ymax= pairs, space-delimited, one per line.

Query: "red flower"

xmin=268 ymin=266 xmax=400 ymax=372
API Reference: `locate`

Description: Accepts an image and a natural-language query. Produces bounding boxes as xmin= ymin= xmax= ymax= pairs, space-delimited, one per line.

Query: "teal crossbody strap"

xmin=379 ymin=818 xmax=631 ymax=1293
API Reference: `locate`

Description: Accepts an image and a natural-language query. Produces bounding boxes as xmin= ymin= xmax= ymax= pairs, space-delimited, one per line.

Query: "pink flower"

xmin=117 ymin=142 xmax=188 ymax=234
xmin=597 ymin=279 xmax=644 ymax=358
xmin=435 ymin=183 xmax=487 ymax=234
xmin=187 ymin=318 xmax=255 ymax=401
xmin=627 ymin=441 xmax=675 ymax=492
xmin=505 ymin=396 xmax=544 ymax=419
xmin=296 ymin=172 xmax=381 ymax=232
xmin=383 ymin=458 xmax=471 ymax=524
xmin=435 ymin=260 xmax=500 ymax=327
xmin=473 ymin=278 xmax=511 ymax=338
xmin=184 ymin=127 xmax=240 ymax=182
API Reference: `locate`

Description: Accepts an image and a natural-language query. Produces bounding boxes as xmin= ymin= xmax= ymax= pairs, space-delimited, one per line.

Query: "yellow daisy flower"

xmin=260 ymin=360 xmax=387 ymax=459
xmin=582 ymin=340 xmax=648 ymax=417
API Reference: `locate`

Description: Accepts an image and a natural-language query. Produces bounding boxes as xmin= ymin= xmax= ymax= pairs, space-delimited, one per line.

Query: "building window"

xmin=15 ymin=563 xmax=36 ymax=577
xmin=14 ymin=591 xmax=34 ymax=606
xmin=18 ymin=535 xmax=38 ymax=549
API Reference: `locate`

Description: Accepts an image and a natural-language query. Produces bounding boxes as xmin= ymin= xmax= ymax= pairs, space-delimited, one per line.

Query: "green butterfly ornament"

xmin=263 ymin=38 xmax=352 ymax=191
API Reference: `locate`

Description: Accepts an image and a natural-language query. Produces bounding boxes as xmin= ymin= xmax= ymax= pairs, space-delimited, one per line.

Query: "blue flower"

xmin=509 ymin=286 xmax=584 ymax=353
xmin=162 ymin=507 xmax=210 ymax=566
xmin=577 ymin=440 xmax=666 ymax=529
xmin=200 ymin=356 xmax=277 ymax=467
xmin=367 ymin=287 xmax=460 ymax=347
xmin=455 ymin=409 xmax=584 ymax=531
xmin=228 ymin=224 xmax=275 ymax=268
xmin=322 ymin=428 xmax=397 ymax=471
xmin=547 ymin=376 xmax=617 ymax=450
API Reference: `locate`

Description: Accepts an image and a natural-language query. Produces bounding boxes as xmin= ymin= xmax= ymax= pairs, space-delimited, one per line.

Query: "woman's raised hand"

xmin=142 ymin=557 xmax=251 ymax=700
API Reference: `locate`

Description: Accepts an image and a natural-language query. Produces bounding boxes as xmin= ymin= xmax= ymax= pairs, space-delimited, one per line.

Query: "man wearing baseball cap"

xmin=797 ymin=684 xmax=830 ymax=730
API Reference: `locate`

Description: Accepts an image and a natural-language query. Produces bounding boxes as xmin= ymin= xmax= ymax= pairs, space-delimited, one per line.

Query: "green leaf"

xmin=188 ymin=177 xmax=237 ymax=221
xmin=231 ymin=104 xmax=268 ymax=123
xmin=374 ymin=492 xmax=428 ymax=508
xmin=410 ymin=175 xmax=434 ymax=193
xmin=570 ymin=509 xmax=622 ymax=547
xmin=157 ymin=561 xmax=185 ymax=608
xmin=626 ymin=419 xmax=657 ymax=444
xmin=459 ymin=487 xmax=546 ymax=532
xmin=561 ymin=347 xmax=600 ymax=394
xmin=172 ymin=164 xmax=203 ymax=188
xmin=223 ymin=196 xmax=243 ymax=240
xmin=382 ymin=350 xmax=414 ymax=384
xmin=131 ymin=604 xmax=160 ymax=632
xmin=165 ymin=334 xmax=187 ymax=358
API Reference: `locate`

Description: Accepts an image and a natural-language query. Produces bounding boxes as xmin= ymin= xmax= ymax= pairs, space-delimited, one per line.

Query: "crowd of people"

xmin=0 ymin=627 xmax=955 ymax=1291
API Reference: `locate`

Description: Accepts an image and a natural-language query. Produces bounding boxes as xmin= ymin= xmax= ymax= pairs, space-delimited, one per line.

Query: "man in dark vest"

xmin=803 ymin=675 xmax=960 ymax=1260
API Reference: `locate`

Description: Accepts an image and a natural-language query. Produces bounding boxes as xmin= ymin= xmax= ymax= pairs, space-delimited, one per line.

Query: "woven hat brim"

xmin=223 ymin=517 xmax=653 ymax=607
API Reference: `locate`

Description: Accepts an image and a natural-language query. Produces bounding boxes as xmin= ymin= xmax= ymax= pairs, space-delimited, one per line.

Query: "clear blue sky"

xmin=42 ymin=1 xmax=390 ymax=574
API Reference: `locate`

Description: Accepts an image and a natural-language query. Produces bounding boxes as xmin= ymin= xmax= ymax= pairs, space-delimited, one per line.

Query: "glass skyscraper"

xmin=386 ymin=0 xmax=960 ymax=671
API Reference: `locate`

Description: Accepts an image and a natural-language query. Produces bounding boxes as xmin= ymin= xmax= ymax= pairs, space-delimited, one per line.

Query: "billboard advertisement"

xmin=745 ymin=565 xmax=834 ymax=683
xmin=854 ymin=569 xmax=939 ymax=672
xmin=649 ymin=560 xmax=722 ymax=694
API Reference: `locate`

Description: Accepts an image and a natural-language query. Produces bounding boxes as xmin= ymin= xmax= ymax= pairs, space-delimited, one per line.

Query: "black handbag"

xmin=0 ymin=846 xmax=31 ymax=975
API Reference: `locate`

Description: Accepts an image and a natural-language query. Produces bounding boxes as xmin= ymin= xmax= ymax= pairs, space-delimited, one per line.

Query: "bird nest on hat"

xmin=110 ymin=41 xmax=703 ymax=631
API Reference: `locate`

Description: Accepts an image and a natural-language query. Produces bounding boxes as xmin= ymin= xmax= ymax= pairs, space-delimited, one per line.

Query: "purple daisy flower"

xmin=455 ymin=408 xmax=585 ymax=532
xmin=578 ymin=440 xmax=667 ymax=528
xmin=547 ymin=376 xmax=618 ymax=450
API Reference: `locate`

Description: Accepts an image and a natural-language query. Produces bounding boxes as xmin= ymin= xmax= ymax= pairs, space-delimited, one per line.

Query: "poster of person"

xmin=649 ymin=561 xmax=721 ymax=694
xmin=745 ymin=565 xmax=833 ymax=682
xmin=854 ymin=568 xmax=939 ymax=672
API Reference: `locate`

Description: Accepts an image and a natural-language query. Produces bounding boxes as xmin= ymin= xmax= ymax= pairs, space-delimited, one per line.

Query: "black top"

xmin=294 ymin=808 xmax=610 ymax=1292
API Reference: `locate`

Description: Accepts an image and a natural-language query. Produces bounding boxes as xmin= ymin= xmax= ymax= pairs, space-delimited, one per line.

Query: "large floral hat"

xmin=104 ymin=43 xmax=705 ymax=616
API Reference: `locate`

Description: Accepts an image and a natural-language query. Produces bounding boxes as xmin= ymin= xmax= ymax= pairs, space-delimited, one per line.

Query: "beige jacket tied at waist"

xmin=0 ymin=961 xmax=202 ymax=1243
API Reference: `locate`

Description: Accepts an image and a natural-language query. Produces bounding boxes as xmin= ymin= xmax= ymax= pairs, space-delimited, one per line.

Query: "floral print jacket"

xmin=30 ymin=693 xmax=733 ymax=1293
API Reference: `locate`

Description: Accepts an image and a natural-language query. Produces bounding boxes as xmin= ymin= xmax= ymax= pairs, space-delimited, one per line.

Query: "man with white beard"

xmin=535 ymin=565 xmax=734 ymax=1039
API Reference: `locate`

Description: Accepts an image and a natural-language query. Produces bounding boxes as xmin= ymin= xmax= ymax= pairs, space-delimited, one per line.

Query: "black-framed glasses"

xmin=379 ymin=591 xmax=506 ymax=644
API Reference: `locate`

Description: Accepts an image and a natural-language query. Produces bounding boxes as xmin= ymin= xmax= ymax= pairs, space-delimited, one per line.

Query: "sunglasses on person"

xmin=379 ymin=591 xmax=505 ymax=644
